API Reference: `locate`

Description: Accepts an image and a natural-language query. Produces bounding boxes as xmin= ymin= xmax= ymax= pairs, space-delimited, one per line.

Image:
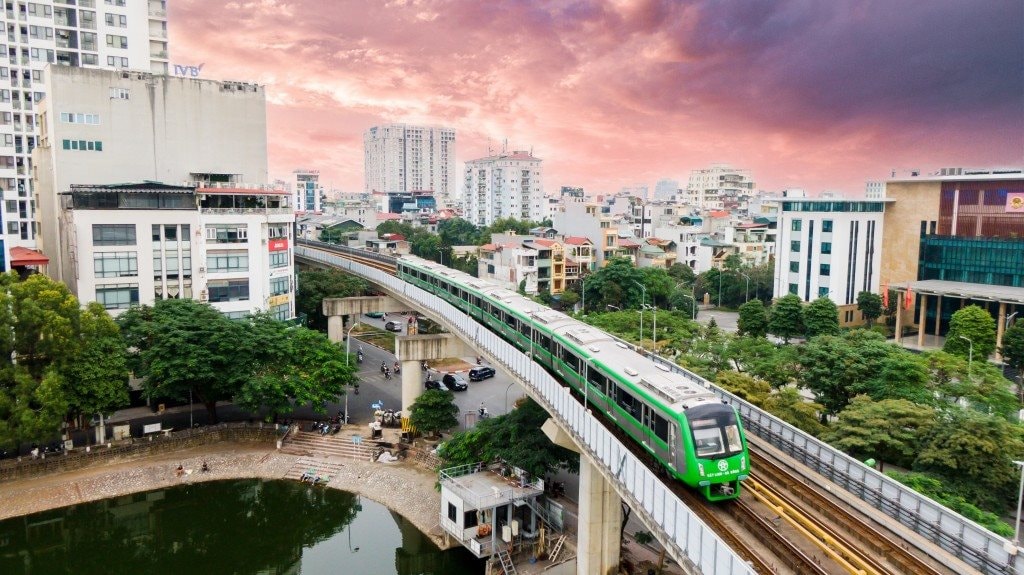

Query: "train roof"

xmin=398 ymin=255 xmax=722 ymax=414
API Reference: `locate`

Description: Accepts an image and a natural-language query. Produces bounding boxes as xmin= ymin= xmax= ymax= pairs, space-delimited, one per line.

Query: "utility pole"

xmin=633 ymin=281 xmax=646 ymax=349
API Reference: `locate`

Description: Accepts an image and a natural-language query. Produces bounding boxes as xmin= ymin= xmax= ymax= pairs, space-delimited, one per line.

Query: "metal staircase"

xmin=513 ymin=498 xmax=562 ymax=533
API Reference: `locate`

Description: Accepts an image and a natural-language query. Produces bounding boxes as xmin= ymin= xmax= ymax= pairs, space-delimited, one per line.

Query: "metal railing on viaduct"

xmin=296 ymin=240 xmax=1022 ymax=575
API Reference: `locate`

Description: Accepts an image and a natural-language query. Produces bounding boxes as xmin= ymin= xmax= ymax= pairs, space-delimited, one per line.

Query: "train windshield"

xmin=687 ymin=403 xmax=743 ymax=459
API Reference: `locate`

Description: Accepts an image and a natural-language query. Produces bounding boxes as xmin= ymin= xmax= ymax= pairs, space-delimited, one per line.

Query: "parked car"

xmin=425 ymin=378 xmax=442 ymax=391
xmin=441 ymin=373 xmax=469 ymax=392
xmin=365 ymin=311 xmax=385 ymax=319
xmin=384 ymin=320 xmax=404 ymax=332
xmin=468 ymin=366 xmax=496 ymax=381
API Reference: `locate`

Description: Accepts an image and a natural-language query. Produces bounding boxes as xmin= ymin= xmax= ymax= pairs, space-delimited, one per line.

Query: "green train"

xmin=397 ymin=255 xmax=749 ymax=501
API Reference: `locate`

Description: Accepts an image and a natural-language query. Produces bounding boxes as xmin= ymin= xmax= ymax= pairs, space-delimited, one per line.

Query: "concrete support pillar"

xmin=917 ymin=294 xmax=928 ymax=348
xmin=894 ymin=292 xmax=903 ymax=346
xmin=996 ymin=301 xmax=1007 ymax=362
xmin=401 ymin=360 xmax=422 ymax=416
xmin=577 ymin=458 xmax=622 ymax=575
xmin=327 ymin=314 xmax=344 ymax=343
xmin=934 ymin=295 xmax=942 ymax=338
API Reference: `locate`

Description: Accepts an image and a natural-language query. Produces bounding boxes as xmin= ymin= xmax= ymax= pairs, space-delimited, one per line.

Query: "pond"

xmin=0 ymin=479 xmax=484 ymax=575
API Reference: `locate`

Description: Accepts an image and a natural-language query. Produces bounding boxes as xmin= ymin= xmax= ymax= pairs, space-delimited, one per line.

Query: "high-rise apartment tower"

xmin=363 ymin=123 xmax=456 ymax=208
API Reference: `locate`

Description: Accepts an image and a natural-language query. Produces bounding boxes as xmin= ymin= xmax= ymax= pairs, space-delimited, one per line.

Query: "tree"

xmin=723 ymin=253 xmax=743 ymax=271
xmin=1001 ymin=322 xmax=1024 ymax=398
xmin=119 ymin=299 xmax=253 ymax=423
xmin=62 ymin=303 xmax=130 ymax=438
xmin=923 ymin=351 xmax=1018 ymax=417
xmin=410 ymin=233 xmax=443 ymax=261
xmin=763 ymin=387 xmax=825 ymax=436
xmin=943 ymin=305 xmax=997 ymax=360
xmin=296 ymin=269 xmax=368 ymax=331
xmin=668 ymin=287 xmax=697 ymax=318
xmin=856 ymin=291 xmax=883 ymax=328
xmin=887 ymin=471 xmax=1013 ymax=537
xmin=558 ymin=289 xmax=579 ymax=310
xmin=824 ymin=395 xmax=936 ymax=469
xmin=715 ymin=371 xmax=770 ymax=407
xmin=666 ymin=263 xmax=695 ymax=284
xmin=804 ymin=297 xmax=840 ymax=338
xmin=409 ymin=389 xmax=459 ymax=437
xmin=437 ymin=217 xmax=480 ymax=246
xmin=737 ymin=299 xmax=769 ymax=338
xmin=581 ymin=258 xmax=645 ymax=311
xmin=768 ymin=294 xmax=804 ymax=342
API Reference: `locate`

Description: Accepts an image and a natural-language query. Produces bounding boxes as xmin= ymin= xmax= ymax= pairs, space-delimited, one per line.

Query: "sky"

xmin=171 ymin=0 xmax=1024 ymax=197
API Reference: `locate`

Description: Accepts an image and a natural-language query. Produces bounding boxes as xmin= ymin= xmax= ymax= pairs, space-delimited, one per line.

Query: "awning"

xmin=10 ymin=247 xmax=49 ymax=266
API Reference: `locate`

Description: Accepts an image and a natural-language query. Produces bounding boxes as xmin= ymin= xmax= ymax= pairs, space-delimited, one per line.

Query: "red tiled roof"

xmin=9 ymin=246 xmax=48 ymax=266
xmin=377 ymin=212 xmax=402 ymax=220
xmin=531 ymin=239 xmax=557 ymax=247
xmin=619 ymin=239 xmax=640 ymax=248
xmin=708 ymin=210 xmax=730 ymax=218
xmin=479 ymin=243 xmax=497 ymax=250
xmin=563 ymin=236 xmax=591 ymax=245
xmin=381 ymin=233 xmax=406 ymax=241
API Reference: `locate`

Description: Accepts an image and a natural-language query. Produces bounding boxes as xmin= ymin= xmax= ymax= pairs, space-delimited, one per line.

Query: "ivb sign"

xmin=173 ymin=63 xmax=204 ymax=78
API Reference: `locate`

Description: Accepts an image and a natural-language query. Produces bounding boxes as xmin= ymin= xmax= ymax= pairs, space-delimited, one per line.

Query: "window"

xmin=821 ymin=242 xmax=832 ymax=255
xmin=269 ymin=276 xmax=289 ymax=295
xmin=104 ymin=13 xmax=127 ymax=27
xmin=60 ymin=112 xmax=100 ymax=125
xmin=447 ymin=503 xmax=457 ymax=523
xmin=788 ymin=283 xmax=798 ymax=295
xmin=92 ymin=224 xmax=135 ymax=246
xmin=80 ymin=10 xmax=96 ymax=29
xmin=819 ymin=263 xmax=830 ymax=276
xmin=819 ymin=287 xmax=830 ymax=298
xmin=105 ymin=34 xmax=127 ymax=49
xmin=205 ymin=225 xmax=248 ymax=243
xmin=790 ymin=240 xmax=800 ymax=252
xmin=109 ymin=87 xmax=129 ymax=100
xmin=791 ymin=219 xmax=802 ymax=231
xmin=269 ymin=251 xmax=289 ymax=268
xmin=270 ymin=303 xmax=289 ymax=321
xmin=94 ymin=252 xmax=137 ymax=278
xmin=788 ymin=261 xmax=799 ymax=273
xmin=61 ymin=139 xmax=102 ymax=151
xmin=207 ymin=279 xmax=249 ymax=302
xmin=822 ymin=220 xmax=833 ymax=233
xmin=96 ymin=284 xmax=138 ymax=309
xmin=207 ymin=251 xmax=248 ymax=273
xmin=106 ymin=0 xmax=127 ymax=5
xmin=82 ymin=54 xmax=98 ymax=65
xmin=106 ymin=56 xmax=128 ymax=68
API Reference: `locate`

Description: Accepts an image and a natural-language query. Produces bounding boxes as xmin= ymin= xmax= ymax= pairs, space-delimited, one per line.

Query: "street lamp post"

xmin=1014 ymin=460 xmax=1024 ymax=548
xmin=717 ymin=269 xmax=723 ymax=307
xmin=344 ymin=319 xmax=362 ymax=425
xmin=504 ymin=381 xmax=517 ymax=413
xmin=633 ymin=281 xmax=646 ymax=348
xmin=189 ymin=389 xmax=193 ymax=429
xmin=581 ymin=275 xmax=587 ymax=314
xmin=740 ymin=272 xmax=751 ymax=303
xmin=959 ymin=335 xmax=973 ymax=382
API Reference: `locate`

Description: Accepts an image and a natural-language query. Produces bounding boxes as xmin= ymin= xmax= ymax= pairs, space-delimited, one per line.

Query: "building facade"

xmin=60 ymin=182 xmax=294 ymax=319
xmin=363 ymin=123 xmax=456 ymax=208
xmin=35 ymin=67 xmax=268 ymax=278
xmin=773 ymin=197 xmax=886 ymax=324
xmin=686 ymin=164 xmax=754 ymax=209
xmin=0 ymin=0 xmax=168 ymax=270
xmin=463 ymin=150 xmax=543 ymax=227
xmin=293 ymin=168 xmax=323 ymax=213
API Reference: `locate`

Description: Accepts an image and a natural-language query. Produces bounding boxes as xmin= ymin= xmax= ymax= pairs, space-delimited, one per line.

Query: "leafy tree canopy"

xmin=737 ymin=299 xmax=769 ymax=338
xmin=856 ymin=291 xmax=883 ymax=327
xmin=943 ymin=305 xmax=997 ymax=360
xmin=804 ymin=297 xmax=840 ymax=338
xmin=437 ymin=217 xmax=480 ymax=246
xmin=296 ymin=269 xmax=368 ymax=331
xmin=409 ymin=389 xmax=460 ymax=437
xmin=768 ymin=294 xmax=804 ymax=342
xmin=763 ymin=387 xmax=826 ymax=437
xmin=824 ymin=395 xmax=936 ymax=468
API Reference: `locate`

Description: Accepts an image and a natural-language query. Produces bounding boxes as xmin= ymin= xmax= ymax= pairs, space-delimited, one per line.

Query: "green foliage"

xmin=581 ymin=258 xmax=645 ymax=311
xmin=410 ymin=234 xmax=444 ymax=261
xmin=943 ymin=305 xmax=997 ymax=360
xmin=439 ymin=400 xmax=578 ymax=478
xmin=923 ymin=351 xmax=1019 ymax=417
xmin=824 ymin=395 xmax=936 ymax=468
xmin=856 ymin=291 xmax=883 ymax=327
xmin=409 ymin=389 xmax=460 ymax=437
xmin=886 ymin=471 xmax=1014 ymax=537
xmin=478 ymin=217 xmax=539 ymax=240
xmin=668 ymin=287 xmax=696 ymax=317
xmin=768 ymin=294 xmax=804 ymax=342
xmin=0 ymin=274 xmax=131 ymax=449
xmin=763 ymin=387 xmax=826 ymax=437
xmin=999 ymin=322 xmax=1024 ymax=375
xmin=912 ymin=411 xmax=1024 ymax=513
xmin=737 ymin=299 xmax=768 ymax=338
xmin=585 ymin=310 xmax=700 ymax=356
xmin=449 ymin=254 xmax=479 ymax=277
xmin=296 ymin=269 xmax=368 ymax=331
xmin=666 ymin=263 xmax=695 ymax=284
xmin=695 ymin=261 xmax=773 ymax=309
xmin=319 ymin=221 xmax=362 ymax=243
xmin=557 ymin=289 xmax=579 ymax=309
xmin=715 ymin=371 xmax=769 ymax=407
xmin=803 ymin=297 xmax=840 ymax=338
xmin=437 ymin=217 xmax=481 ymax=246
xmin=633 ymin=530 xmax=655 ymax=545
xmin=797 ymin=332 xmax=887 ymax=417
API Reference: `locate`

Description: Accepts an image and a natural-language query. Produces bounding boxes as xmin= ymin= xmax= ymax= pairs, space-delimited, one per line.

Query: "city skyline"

xmin=172 ymin=0 xmax=1023 ymax=196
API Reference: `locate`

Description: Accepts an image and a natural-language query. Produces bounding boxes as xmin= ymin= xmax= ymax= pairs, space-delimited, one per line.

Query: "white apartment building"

xmin=36 ymin=67 xmax=268 ymax=277
xmin=363 ymin=123 xmax=456 ymax=208
xmin=552 ymin=202 xmax=624 ymax=266
xmin=654 ymin=178 xmax=679 ymax=200
xmin=34 ymin=67 xmax=292 ymax=318
xmin=293 ymin=168 xmax=323 ymax=213
xmin=686 ymin=164 xmax=754 ymax=209
xmin=773 ymin=196 xmax=888 ymax=323
xmin=0 ymin=0 xmax=168 ymax=270
xmin=463 ymin=150 xmax=543 ymax=227
xmin=60 ymin=182 xmax=294 ymax=319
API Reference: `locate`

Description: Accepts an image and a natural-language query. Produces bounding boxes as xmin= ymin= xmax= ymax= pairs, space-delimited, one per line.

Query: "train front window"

xmin=691 ymin=423 xmax=724 ymax=457
xmin=688 ymin=404 xmax=743 ymax=459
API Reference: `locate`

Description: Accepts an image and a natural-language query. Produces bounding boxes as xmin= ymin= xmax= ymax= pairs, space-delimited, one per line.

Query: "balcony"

xmin=150 ymin=50 xmax=168 ymax=60
xmin=200 ymin=206 xmax=293 ymax=215
xmin=149 ymin=8 xmax=167 ymax=19
xmin=149 ymin=28 xmax=168 ymax=39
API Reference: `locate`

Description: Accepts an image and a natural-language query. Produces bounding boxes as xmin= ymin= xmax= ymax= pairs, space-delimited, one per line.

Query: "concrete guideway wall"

xmin=297 ymin=245 xmax=756 ymax=575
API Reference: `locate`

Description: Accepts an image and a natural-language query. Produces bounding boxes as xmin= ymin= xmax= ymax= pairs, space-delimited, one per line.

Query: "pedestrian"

xmin=175 ymin=464 xmax=184 ymax=477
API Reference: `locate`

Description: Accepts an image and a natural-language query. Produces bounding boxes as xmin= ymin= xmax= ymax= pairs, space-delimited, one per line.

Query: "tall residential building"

xmin=773 ymin=193 xmax=887 ymax=325
xmin=363 ymin=123 xmax=456 ymax=208
xmin=293 ymin=168 xmax=323 ymax=213
xmin=34 ymin=68 xmax=292 ymax=318
xmin=0 ymin=0 xmax=169 ymax=271
xmin=686 ymin=164 xmax=754 ymax=209
xmin=463 ymin=150 xmax=543 ymax=226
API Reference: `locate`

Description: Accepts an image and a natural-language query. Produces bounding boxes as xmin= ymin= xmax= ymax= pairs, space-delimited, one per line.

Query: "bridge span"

xmin=296 ymin=240 xmax=1022 ymax=575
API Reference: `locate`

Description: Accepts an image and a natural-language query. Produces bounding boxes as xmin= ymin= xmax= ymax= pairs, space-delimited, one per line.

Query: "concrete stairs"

xmin=280 ymin=429 xmax=383 ymax=462
xmin=285 ymin=458 xmax=346 ymax=483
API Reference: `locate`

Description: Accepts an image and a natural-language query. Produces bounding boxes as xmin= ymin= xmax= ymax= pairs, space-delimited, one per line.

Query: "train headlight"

xmin=697 ymin=463 xmax=705 ymax=476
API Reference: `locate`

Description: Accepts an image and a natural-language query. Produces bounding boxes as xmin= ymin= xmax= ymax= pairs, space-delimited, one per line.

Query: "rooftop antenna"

xmin=503 ymin=138 xmax=508 ymax=153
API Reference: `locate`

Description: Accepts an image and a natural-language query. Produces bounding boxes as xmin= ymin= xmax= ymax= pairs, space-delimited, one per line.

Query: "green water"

xmin=0 ymin=479 xmax=484 ymax=575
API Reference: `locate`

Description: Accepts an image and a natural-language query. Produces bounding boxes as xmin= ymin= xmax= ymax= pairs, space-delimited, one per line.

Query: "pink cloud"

xmin=171 ymin=0 xmax=1024 ymax=196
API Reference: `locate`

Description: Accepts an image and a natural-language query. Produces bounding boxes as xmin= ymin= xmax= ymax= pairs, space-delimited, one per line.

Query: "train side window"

xmin=471 ymin=295 xmax=480 ymax=308
xmin=615 ymin=387 xmax=641 ymax=420
xmin=458 ymin=289 xmax=467 ymax=301
xmin=538 ymin=334 xmax=551 ymax=351
xmin=587 ymin=368 xmax=605 ymax=394
xmin=558 ymin=345 xmax=579 ymax=372
xmin=649 ymin=410 xmax=669 ymax=442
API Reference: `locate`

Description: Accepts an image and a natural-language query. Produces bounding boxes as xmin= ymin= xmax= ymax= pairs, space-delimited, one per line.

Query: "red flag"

xmin=904 ymin=287 xmax=913 ymax=310
xmin=881 ymin=283 xmax=889 ymax=308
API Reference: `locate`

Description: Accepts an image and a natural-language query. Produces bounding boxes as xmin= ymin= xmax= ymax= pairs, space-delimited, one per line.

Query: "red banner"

xmin=268 ymin=238 xmax=289 ymax=252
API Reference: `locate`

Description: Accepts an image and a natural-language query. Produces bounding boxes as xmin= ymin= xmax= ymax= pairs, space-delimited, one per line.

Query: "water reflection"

xmin=0 ymin=479 xmax=483 ymax=575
